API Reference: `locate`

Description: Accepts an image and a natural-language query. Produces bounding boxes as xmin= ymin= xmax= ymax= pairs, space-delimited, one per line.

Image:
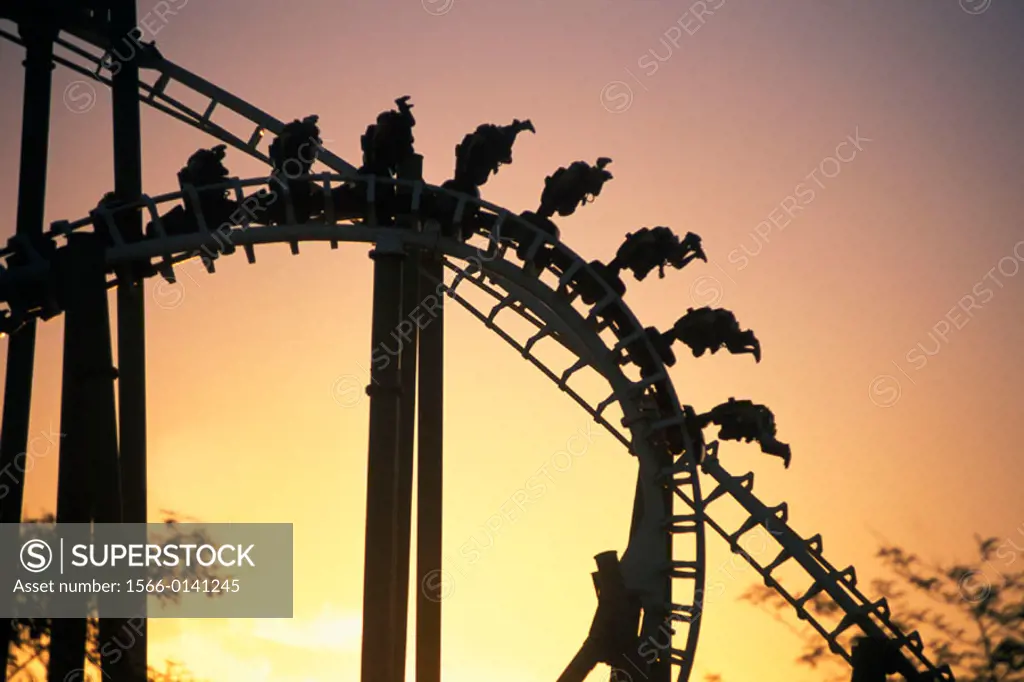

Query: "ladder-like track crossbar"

xmin=0 ymin=28 xmax=357 ymax=176
xmin=671 ymin=479 xmax=849 ymax=661
xmin=420 ymin=267 xmax=631 ymax=452
xmin=685 ymin=446 xmax=952 ymax=679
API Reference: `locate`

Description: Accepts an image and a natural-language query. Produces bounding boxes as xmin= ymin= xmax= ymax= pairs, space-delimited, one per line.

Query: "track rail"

xmin=677 ymin=443 xmax=953 ymax=679
xmin=0 ymin=25 xmax=357 ymax=175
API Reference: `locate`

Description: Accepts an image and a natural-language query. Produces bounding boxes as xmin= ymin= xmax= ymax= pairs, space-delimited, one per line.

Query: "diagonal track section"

xmin=0 ymin=26 xmax=357 ymax=174
xmin=674 ymin=441 xmax=955 ymax=681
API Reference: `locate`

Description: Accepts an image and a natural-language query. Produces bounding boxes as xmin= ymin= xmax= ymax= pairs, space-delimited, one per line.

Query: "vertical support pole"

xmin=626 ymin=472 xmax=672 ymax=682
xmin=653 ymin=481 xmax=674 ymax=682
xmin=392 ymin=155 xmax=423 ymax=678
xmin=108 ymin=1 xmax=149 ymax=679
xmin=415 ymin=251 xmax=443 ymax=682
xmin=0 ymin=19 xmax=54 ymax=679
xmin=360 ymin=233 xmax=406 ymax=682
xmin=47 ymin=234 xmax=121 ymax=682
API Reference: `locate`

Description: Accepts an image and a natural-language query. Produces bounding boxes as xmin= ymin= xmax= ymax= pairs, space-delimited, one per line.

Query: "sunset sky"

xmin=2 ymin=1 xmax=1024 ymax=680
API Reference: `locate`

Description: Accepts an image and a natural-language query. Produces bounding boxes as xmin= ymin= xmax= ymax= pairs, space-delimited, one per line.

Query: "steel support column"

xmin=415 ymin=249 xmax=443 ymax=682
xmin=393 ymin=155 xmax=423 ymax=678
xmin=0 ymin=17 xmax=55 ymax=680
xmin=360 ymin=233 xmax=407 ymax=682
xmin=653 ymin=479 xmax=674 ymax=682
xmin=47 ymin=233 xmax=122 ymax=682
xmin=108 ymin=0 xmax=149 ymax=678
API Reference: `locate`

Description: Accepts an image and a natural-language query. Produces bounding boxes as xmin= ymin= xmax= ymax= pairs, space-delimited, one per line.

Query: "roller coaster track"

xmin=0 ymin=24 xmax=954 ymax=681
xmin=0 ymin=22 xmax=358 ymax=175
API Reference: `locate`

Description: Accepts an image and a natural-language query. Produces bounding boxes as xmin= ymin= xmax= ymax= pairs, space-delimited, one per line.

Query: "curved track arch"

xmin=0 ymin=23 xmax=955 ymax=681
xmin=1 ymin=175 xmax=709 ymax=680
